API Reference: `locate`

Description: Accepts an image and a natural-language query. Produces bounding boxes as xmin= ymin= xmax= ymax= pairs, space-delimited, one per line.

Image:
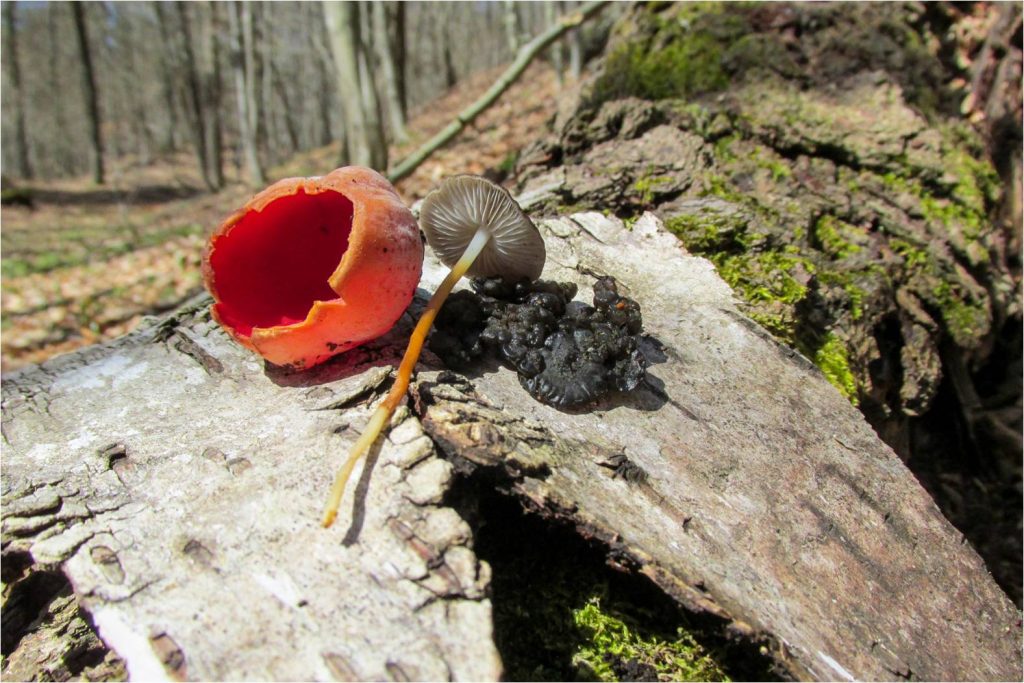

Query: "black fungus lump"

xmin=429 ymin=275 xmax=648 ymax=408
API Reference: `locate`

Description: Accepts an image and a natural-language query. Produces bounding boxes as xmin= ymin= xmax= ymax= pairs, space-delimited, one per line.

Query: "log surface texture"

xmin=2 ymin=212 xmax=1020 ymax=681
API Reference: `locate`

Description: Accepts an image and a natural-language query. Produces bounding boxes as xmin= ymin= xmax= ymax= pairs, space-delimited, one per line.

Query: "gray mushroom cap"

xmin=419 ymin=175 xmax=546 ymax=281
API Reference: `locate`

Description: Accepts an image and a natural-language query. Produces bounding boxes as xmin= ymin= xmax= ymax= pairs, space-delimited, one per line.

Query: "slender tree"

xmin=228 ymin=1 xmax=265 ymax=185
xmin=439 ymin=4 xmax=457 ymax=89
xmin=568 ymin=10 xmax=583 ymax=80
xmin=175 ymin=2 xmax=214 ymax=189
xmin=201 ymin=2 xmax=224 ymax=188
xmin=390 ymin=3 xmax=408 ymax=122
xmin=546 ymin=2 xmax=564 ymax=87
xmin=358 ymin=2 xmax=387 ymax=165
xmin=272 ymin=63 xmax=300 ymax=153
xmin=323 ymin=1 xmax=385 ymax=168
xmin=309 ymin=4 xmax=336 ymax=147
xmin=154 ymin=1 xmax=182 ymax=153
xmin=3 ymin=2 xmax=33 ymax=179
xmin=241 ymin=0 xmax=263 ymax=173
xmin=72 ymin=2 xmax=104 ymax=184
xmin=372 ymin=2 xmax=407 ymax=143
xmin=117 ymin=8 xmax=154 ymax=164
xmin=46 ymin=2 xmax=71 ymax=171
xmin=504 ymin=0 xmax=521 ymax=56
xmin=257 ymin=3 xmax=278 ymax=163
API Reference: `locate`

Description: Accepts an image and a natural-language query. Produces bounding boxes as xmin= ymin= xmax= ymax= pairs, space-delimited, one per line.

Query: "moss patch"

xmin=573 ymin=598 xmax=728 ymax=681
xmin=469 ymin=490 xmax=772 ymax=682
xmin=665 ymin=210 xmax=750 ymax=253
xmin=811 ymin=332 xmax=859 ymax=405
xmin=591 ymin=4 xmax=756 ymax=106
xmin=813 ymin=215 xmax=865 ymax=260
xmin=633 ymin=173 xmax=675 ymax=206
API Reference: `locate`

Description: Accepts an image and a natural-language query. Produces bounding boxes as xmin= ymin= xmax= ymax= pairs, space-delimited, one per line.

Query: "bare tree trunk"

xmin=438 ymin=4 xmax=457 ymax=90
xmin=309 ymin=5 xmax=336 ymax=148
xmin=46 ymin=2 xmax=71 ymax=172
xmin=3 ymin=2 xmax=33 ymax=179
xmin=258 ymin=4 xmax=277 ymax=165
xmin=202 ymin=2 xmax=225 ymax=189
xmin=323 ymin=1 xmax=384 ymax=168
xmin=568 ymin=6 xmax=583 ymax=81
xmin=390 ymin=2 xmax=408 ymax=122
xmin=153 ymin=1 xmax=182 ymax=153
xmin=546 ymin=2 xmax=564 ymax=87
xmin=271 ymin=62 xmax=300 ymax=154
xmin=240 ymin=0 xmax=264 ymax=179
xmin=372 ymin=1 xmax=407 ymax=143
xmin=118 ymin=11 xmax=153 ymax=166
xmin=504 ymin=0 xmax=521 ymax=57
xmin=228 ymin=1 xmax=265 ymax=185
xmin=357 ymin=2 xmax=387 ymax=166
xmin=175 ymin=2 xmax=217 ymax=190
xmin=71 ymin=2 xmax=104 ymax=184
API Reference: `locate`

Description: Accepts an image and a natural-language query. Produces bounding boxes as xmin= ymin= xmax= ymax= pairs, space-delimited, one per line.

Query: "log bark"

xmin=2 ymin=299 xmax=499 ymax=681
xmin=2 ymin=212 xmax=1019 ymax=681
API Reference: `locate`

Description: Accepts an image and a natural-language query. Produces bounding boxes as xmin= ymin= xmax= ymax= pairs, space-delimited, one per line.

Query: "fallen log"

xmin=2 ymin=212 xmax=1019 ymax=681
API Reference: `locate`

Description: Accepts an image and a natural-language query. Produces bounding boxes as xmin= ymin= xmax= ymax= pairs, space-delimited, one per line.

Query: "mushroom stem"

xmin=322 ymin=226 xmax=492 ymax=528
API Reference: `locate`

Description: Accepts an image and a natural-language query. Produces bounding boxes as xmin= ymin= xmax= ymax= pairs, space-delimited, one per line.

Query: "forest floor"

xmin=0 ymin=61 xmax=563 ymax=372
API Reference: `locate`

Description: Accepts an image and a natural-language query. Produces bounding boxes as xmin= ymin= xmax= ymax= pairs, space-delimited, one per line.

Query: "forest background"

xmin=1 ymin=0 xmax=608 ymax=370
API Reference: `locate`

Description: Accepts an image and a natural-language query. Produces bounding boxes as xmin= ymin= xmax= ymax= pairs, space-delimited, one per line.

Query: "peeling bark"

xmin=2 ymin=295 xmax=499 ymax=681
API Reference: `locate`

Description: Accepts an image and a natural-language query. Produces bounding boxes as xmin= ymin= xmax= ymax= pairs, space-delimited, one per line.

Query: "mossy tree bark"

xmin=515 ymin=0 xmax=1022 ymax=606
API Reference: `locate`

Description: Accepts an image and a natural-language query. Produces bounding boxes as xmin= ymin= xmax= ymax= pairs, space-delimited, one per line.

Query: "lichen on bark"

xmin=514 ymin=0 xmax=1022 ymax=604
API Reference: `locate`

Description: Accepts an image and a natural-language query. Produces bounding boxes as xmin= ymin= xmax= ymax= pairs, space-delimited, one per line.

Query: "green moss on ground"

xmin=471 ymin=493 xmax=763 ymax=682
xmin=1 ymin=186 xmax=34 ymax=206
xmin=573 ymin=598 xmax=728 ymax=682
xmin=1 ymin=223 xmax=205 ymax=279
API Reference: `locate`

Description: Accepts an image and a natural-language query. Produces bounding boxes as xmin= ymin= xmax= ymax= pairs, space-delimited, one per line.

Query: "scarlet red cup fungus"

xmin=203 ymin=166 xmax=423 ymax=370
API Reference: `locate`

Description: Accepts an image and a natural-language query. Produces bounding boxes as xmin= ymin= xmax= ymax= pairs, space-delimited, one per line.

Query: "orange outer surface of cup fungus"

xmin=203 ymin=166 xmax=423 ymax=369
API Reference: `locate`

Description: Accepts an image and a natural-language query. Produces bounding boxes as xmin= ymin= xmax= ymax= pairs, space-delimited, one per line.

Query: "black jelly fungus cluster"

xmin=429 ymin=276 xmax=648 ymax=408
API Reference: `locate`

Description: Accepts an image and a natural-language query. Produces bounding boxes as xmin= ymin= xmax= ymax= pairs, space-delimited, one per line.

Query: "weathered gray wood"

xmin=412 ymin=213 xmax=1021 ymax=681
xmin=2 ymin=295 xmax=499 ymax=680
xmin=2 ymin=212 xmax=1020 ymax=681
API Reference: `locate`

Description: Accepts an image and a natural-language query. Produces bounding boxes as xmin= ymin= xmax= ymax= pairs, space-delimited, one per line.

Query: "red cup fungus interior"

xmin=209 ymin=190 xmax=353 ymax=337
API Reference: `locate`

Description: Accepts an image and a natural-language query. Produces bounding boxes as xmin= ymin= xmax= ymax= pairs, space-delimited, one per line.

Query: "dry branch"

xmin=386 ymin=0 xmax=608 ymax=184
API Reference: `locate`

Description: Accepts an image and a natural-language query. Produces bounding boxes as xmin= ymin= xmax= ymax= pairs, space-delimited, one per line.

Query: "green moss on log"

xmin=811 ymin=332 xmax=860 ymax=405
xmin=590 ymin=4 xmax=775 ymax=106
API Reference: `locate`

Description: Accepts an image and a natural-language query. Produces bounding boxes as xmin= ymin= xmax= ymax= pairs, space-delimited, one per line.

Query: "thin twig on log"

xmin=385 ymin=0 xmax=608 ymax=184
